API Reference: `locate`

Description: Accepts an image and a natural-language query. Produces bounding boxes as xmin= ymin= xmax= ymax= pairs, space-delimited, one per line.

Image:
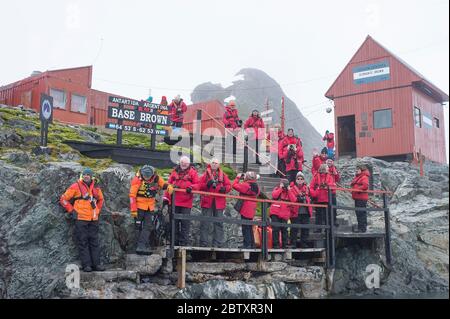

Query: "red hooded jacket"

xmin=223 ymin=106 xmax=241 ymax=130
xmin=289 ymin=182 xmax=313 ymax=217
xmin=309 ymin=173 xmax=335 ymax=203
xmin=351 ymin=170 xmax=370 ymax=201
xmin=323 ymin=132 xmax=335 ymax=149
xmin=281 ymin=136 xmax=304 ymax=172
xmin=266 ymin=130 xmax=285 ymax=154
xmin=244 ymin=115 xmax=265 ymax=140
xmin=198 ymin=165 xmax=231 ymax=209
xmin=270 ymin=187 xmax=294 ymax=221
xmin=169 ymin=100 xmax=187 ymax=123
xmin=327 ymin=165 xmax=341 ymax=194
xmin=167 ymin=165 xmax=199 ymax=208
xmin=232 ymin=178 xmax=260 ymax=219
xmin=312 ymin=155 xmax=327 ymax=176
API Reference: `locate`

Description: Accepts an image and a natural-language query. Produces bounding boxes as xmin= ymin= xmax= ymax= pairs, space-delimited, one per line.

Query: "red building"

xmin=325 ymin=36 xmax=448 ymax=164
xmin=0 ymin=66 xmax=224 ymax=133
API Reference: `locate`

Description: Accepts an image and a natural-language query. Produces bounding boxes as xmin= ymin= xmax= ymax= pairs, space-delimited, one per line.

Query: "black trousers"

xmin=286 ymin=170 xmax=299 ymax=184
xmin=136 ymin=209 xmax=157 ymax=250
xmin=355 ymin=200 xmax=368 ymax=231
xmin=241 ymin=216 xmax=254 ymax=248
xmin=271 ymin=215 xmax=288 ymax=249
xmin=75 ymin=220 xmax=100 ymax=268
xmin=315 ymin=204 xmax=327 ymax=230
xmin=175 ymin=206 xmax=191 ymax=246
xmin=290 ymin=211 xmax=310 ymax=246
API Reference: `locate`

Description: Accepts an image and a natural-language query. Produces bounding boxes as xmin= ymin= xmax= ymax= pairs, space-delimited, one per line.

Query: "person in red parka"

xmin=266 ymin=123 xmax=286 ymax=177
xmin=327 ymin=159 xmax=340 ymax=227
xmin=244 ymin=110 xmax=265 ymax=164
xmin=309 ymin=164 xmax=335 ymax=232
xmin=270 ymin=179 xmax=295 ymax=249
xmin=165 ymin=156 xmax=199 ymax=246
xmin=311 ymin=147 xmax=328 ymax=176
xmin=169 ymin=95 xmax=187 ymax=128
xmin=232 ymin=171 xmax=260 ymax=248
xmin=160 ymin=96 xmax=168 ymax=106
xmin=288 ymin=171 xmax=313 ymax=248
xmin=280 ymin=128 xmax=304 ymax=183
xmin=223 ymin=100 xmax=242 ymax=157
xmin=350 ymin=164 xmax=370 ymax=233
xmin=198 ymin=158 xmax=231 ymax=247
xmin=323 ymin=130 xmax=335 ymax=160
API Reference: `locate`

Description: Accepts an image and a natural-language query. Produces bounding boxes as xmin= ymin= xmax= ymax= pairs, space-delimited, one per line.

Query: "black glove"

xmin=186 ymin=187 xmax=192 ymax=194
xmin=207 ymin=180 xmax=215 ymax=188
xmin=219 ymin=186 xmax=226 ymax=194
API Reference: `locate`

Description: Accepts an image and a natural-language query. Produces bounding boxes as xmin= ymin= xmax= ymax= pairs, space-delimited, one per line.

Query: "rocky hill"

xmin=191 ymin=68 xmax=324 ymax=158
xmin=0 ymin=105 xmax=448 ymax=298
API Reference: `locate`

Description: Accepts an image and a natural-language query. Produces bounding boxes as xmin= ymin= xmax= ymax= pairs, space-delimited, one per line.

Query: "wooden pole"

xmin=419 ymin=148 xmax=424 ymax=177
xmin=177 ymin=248 xmax=186 ymax=289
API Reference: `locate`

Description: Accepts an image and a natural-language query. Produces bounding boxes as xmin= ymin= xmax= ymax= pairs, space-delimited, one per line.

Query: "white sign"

xmin=354 ymin=67 xmax=390 ymax=81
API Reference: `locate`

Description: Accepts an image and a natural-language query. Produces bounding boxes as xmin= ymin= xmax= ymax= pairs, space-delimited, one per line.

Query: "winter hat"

xmin=296 ymin=171 xmax=305 ymax=179
xmin=357 ymin=164 xmax=368 ymax=171
xmin=140 ymin=165 xmax=155 ymax=178
xmin=82 ymin=168 xmax=93 ymax=176
xmin=321 ymin=147 xmax=328 ymax=155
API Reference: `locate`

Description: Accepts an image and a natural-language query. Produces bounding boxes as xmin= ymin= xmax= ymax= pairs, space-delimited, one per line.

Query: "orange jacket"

xmin=129 ymin=174 xmax=167 ymax=212
xmin=60 ymin=180 xmax=104 ymax=221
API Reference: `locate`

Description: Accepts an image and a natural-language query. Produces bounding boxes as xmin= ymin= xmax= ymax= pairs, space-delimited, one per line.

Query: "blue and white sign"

xmin=353 ymin=61 xmax=390 ymax=85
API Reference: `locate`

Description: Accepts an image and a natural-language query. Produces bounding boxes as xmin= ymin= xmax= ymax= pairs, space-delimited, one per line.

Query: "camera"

xmin=281 ymin=179 xmax=289 ymax=190
xmin=297 ymin=195 xmax=306 ymax=203
xmin=212 ymin=182 xmax=217 ymax=189
xmin=236 ymin=119 xmax=243 ymax=127
xmin=90 ymin=198 xmax=97 ymax=209
xmin=288 ymin=144 xmax=297 ymax=151
xmin=319 ymin=183 xmax=327 ymax=189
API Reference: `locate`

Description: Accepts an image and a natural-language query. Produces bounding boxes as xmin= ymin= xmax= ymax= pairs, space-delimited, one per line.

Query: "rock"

xmin=186 ymin=262 xmax=247 ymax=274
xmin=125 ymin=254 xmax=163 ymax=275
xmin=80 ymin=270 xmax=139 ymax=289
xmin=7 ymin=119 xmax=37 ymax=131
xmin=246 ymin=262 xmax=288 ymax=272
xmin=5 ymin=151 xmax=31 ymax=166
xmin=0 ymin=129 xmax=22 ymax=147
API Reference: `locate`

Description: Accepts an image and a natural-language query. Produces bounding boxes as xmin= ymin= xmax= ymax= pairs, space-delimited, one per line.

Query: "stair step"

xmin=80 ymin=269 xmax=139 ymax=286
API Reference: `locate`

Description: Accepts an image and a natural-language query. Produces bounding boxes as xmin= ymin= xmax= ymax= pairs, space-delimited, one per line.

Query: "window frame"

xmin=70 ymin=93 xmax=87 ymax=114
xmin=414 ymin=106 xmax=422 ymax=128
xmin=433 ymin=117 xmax=440 ymax=129
xmin=373 ymin=108 xmax=393 ymax=130
xmin=49 ymin=88 xmax=67 ymax=110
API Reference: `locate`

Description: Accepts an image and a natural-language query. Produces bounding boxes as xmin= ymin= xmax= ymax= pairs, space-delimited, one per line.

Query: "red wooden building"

xmin=325 ymin=36 xmax=448 ymax=163
xmin=0 ymin=66 xmax=224 ymax=133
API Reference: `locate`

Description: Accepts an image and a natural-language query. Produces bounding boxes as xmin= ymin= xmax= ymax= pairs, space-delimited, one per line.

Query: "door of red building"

xmin=337 ymin=115 xmax=356 ymax=157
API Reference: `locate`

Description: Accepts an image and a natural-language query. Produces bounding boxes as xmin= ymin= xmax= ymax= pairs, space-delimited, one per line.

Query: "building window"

xmin=414 ymin=107 xmax=421 ymax=128
xmin=434 ymin=117 xmax=440 ymax=128
xmin=373 ymin=108 xmax=392 ymax=129
xmin=71 ymin=94 xmax=87 ymax=113
xmin=50 ymin=88 xmax=66 ymax=109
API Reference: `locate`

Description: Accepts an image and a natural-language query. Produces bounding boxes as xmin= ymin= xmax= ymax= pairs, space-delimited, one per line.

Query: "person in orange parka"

xmin=232 ymin=171 xmax=260 ymax=248
xmin=311 ymin=147 xmax=328 ymax=176
xmin=169 ymin=95 xmax=187 ymax=128
xmin=244 ymin=109 xmax=265 ymax=164
xmin=60 ymin=168 xmax=105 ymax=272
xmin=198 ymin=158 xmax=232 ymax=247
xmin=309 ymin=164 xmax=335 ymax=232
xmin=288 ymin=171 xmax=313 ymax=248
xmin=129 ymin=165 xmax=172 ymax=254
xmin=270 ymin=179 xmax=295 ymax=249
xmin=327 ymin=159 xmax=340 ymax=227
xmin=350 ymin=164 xmax=371 ymax=233
xmin=280 ymin=128 xmax=304 ymax=183
xmin=163 ymin=156 xmax=199 ymax=246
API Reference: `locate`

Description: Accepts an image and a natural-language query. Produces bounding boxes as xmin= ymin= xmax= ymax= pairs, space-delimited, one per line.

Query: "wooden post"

xmin=177 ymin=248 xmax=186 ymax=289
xmin=419 ymin=148 xmax=424 ymax=177
xmin=116 ymin=103 xmax=123 ymax=145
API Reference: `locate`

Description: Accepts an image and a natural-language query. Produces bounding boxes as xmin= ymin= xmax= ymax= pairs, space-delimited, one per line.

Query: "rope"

xmin=200 ymin=109 xmax=286 ymax=177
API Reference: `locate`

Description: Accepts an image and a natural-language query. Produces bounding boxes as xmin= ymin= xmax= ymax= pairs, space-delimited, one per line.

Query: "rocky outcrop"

xmin=0 ymin=126 xmax=448 ymax=298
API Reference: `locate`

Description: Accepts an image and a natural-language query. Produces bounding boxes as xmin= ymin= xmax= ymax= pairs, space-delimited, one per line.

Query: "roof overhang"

xmin=413 ymin=81 xmax=449 ymax=104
